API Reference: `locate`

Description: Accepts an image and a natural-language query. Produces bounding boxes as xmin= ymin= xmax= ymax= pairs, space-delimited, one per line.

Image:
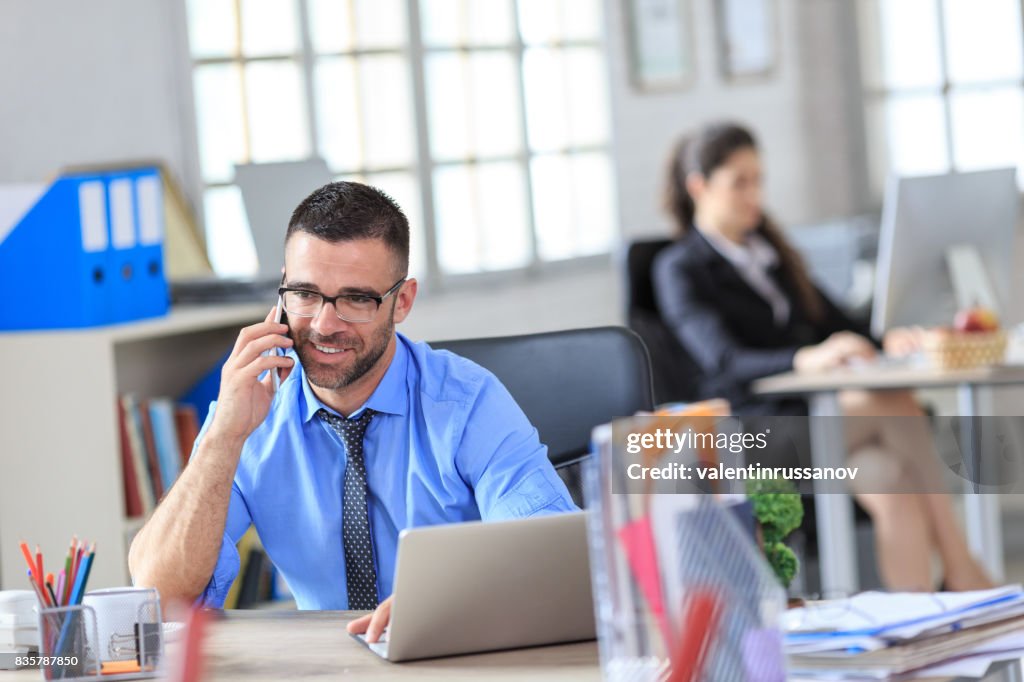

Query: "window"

xmin=858 ymin=0 xmax=1024 ymax=198
xmin=184 ymin=0 xmax=615 ymax=281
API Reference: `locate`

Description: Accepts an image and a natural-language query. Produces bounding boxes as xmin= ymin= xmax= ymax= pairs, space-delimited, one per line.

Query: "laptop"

xmin=353 ymin=511 xmax=596 ymax=662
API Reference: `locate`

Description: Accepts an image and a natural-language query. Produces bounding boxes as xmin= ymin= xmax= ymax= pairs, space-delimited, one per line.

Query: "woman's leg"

xmin=851 ymin=488 xmax=934 ymax=590
xmin=839 ymin=390 xmax=993 ymax=591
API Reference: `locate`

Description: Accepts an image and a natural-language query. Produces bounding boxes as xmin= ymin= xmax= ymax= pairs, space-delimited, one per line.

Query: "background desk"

xmin=753 ymin=364 xmax=1024 ymax=594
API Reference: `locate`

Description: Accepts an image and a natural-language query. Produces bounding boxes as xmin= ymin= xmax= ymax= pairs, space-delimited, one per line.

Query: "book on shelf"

xmin=174 ymin=404 xmax=200 ymax=468
xmin=118 ymin=393 xmax=201 ymax=519
xmin=120 ymin=395 xmax=156 ymax=516
xmin=149 ymin=398 xmax=182 ymax=493
xmin=117 ymin=398 xmax=144 ymax=518
xmin=137 ymin=399 xmax=165 ymax=501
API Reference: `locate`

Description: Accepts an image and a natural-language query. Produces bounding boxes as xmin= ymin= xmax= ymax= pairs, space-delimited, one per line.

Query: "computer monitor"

xmin=871 ymin=168 xmax=1020 ymax=338
xmin=234 ymin=159 xmax=333 ymax=281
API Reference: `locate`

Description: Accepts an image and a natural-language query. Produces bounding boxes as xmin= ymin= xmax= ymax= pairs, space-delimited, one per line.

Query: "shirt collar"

xmin=299 ymin=334 xmax=410 ymax=422
xmin=698 ymin=226 xmax=778 ymax=271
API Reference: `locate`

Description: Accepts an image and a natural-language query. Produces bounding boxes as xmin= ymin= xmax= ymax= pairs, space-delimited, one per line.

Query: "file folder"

xmin=0 ymin=167 xmax=169 ymax=331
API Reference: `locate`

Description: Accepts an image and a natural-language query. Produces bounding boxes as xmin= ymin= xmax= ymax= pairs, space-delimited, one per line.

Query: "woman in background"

xmin=653 ymin=121 xmax=992 ymax=592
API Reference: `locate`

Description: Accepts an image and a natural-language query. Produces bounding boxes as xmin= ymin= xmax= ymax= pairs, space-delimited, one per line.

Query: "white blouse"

xmin=700 ymin=228 xmax=792 ymax=326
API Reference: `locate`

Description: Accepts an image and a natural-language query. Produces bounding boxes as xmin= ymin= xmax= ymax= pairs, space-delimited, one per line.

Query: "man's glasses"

xmin=278 ymin=277 xmax=406 ymax=324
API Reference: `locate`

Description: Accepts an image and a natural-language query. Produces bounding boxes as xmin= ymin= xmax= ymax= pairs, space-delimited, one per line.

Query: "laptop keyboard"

xmin=355 ymin=630 xmax=390 ymax=658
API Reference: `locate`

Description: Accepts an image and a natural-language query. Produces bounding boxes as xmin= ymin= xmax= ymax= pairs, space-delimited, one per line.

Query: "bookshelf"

xmin=0 ymin=303 xmax=266 ymax=591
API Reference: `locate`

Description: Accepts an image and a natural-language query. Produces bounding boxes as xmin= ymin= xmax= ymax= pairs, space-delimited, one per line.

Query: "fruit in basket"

xmin=953 ymin=306 xmax=1000 ymax=333
xmin=924 ymin=311 xmax=1007 ymax=370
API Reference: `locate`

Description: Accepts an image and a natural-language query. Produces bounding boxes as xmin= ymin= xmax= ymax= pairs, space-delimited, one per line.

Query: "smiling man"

xmin=128 ymin=181 xmax=576 ymax=638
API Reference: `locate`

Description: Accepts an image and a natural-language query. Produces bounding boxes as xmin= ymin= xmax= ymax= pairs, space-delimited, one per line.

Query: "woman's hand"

xmin=883 ymin=326 xmax=927 ymax=357
xmin=794 ymin=332 xmax=877 ymax=373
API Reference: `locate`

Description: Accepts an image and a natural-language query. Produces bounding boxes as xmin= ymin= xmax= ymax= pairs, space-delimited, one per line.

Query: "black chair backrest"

xmin=624 ymin=238 xmax=703 ymax=405
xmin=431 ymin=326 xmax=655 ymax=507
xmin=626 ymin=239 xmax=674 ymax=315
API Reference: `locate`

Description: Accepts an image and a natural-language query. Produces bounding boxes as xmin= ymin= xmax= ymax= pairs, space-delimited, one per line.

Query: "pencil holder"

xmin=38 ymin=588 xmax=162 ymax=680
xmin=37 ymin=605 xmax=99 ymax=680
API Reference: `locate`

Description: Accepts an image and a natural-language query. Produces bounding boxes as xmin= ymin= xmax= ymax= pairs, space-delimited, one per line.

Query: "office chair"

xmin=624 ymin=238 xmax=703 ymax=405
xmin=431 ymin=327 xmax=655 ymax=508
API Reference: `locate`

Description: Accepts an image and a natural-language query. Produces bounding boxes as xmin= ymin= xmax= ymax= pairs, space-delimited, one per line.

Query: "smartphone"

xmin=265 ymin=295 xmax=285 ymax=392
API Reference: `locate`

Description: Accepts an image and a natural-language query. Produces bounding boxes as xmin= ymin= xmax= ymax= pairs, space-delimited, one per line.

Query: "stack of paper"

xmin=781 ymin=586 xmax=1024 ymax=679
xmin=0 ymin=590 xmax=39 ymax=669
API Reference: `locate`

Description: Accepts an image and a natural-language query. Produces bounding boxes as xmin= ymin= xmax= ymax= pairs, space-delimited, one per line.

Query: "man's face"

xmin=282 ymin=234 xmax=414 ymax=391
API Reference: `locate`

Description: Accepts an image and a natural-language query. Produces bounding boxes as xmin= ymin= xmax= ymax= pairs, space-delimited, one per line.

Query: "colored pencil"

xmin=70 ymin=545 xmax=84 ymax=596
xmin=56 ymin=570 xmax=66 ymax=608
xmin=34 ymin=545 xmax=43 ymax=586
xmin=56 ymin=544 xmax=96 ymax=661
xmin=45 ymin=574 xmax=58 ymax=608
xmin=18 ymin=542 xmax=34 ymax=574
xmin=66 ymin=538 xmax=79 ymax=599
xmin=69 ymin=544 xmax=96 ymax=606
xmin=62 ymin=537 xmax=75 ymax=605
xmin=80 ymin=544 xmax=96 ymax=599
xmin=19 ymin=543 xmax=46 ymax=602
xmin=26 ymin=569 xmax=48 ymax=607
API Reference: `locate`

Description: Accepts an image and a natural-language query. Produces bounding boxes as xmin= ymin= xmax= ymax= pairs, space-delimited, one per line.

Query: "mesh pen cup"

xmin=38 ymin=587 xmax=162 ymax=680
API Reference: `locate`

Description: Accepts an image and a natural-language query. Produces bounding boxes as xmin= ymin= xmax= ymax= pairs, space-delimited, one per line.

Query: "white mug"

xmin=81 ymin=587 xmax=160 ymax=663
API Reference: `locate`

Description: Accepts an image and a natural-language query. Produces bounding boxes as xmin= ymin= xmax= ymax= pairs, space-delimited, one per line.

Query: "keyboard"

xmin=353 ymin=630 xmax=390 ymax=659
xmin=845 ymin=353 xmax=926 ymax=372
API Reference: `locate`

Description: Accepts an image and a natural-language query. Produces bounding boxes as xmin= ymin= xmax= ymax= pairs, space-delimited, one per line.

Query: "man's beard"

xmin=294 ymin=307 xmax=395 ymax=390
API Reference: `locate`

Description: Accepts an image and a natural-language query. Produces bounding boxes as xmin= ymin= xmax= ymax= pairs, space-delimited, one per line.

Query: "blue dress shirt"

xmin=195 ymin=332 xmax=577 ymax=609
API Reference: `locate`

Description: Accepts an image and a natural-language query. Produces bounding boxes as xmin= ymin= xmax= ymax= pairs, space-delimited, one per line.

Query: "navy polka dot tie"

xmin=318 ymin=408 xmax=379 ymax=610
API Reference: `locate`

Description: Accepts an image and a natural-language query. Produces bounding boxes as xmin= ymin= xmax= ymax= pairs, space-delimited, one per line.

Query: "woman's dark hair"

xmin=663 ymin=122 xmax=824 ymax=323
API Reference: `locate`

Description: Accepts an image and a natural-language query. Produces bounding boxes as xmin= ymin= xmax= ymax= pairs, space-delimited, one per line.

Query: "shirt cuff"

xmin=196 ymin=530 xmax=241 ymax=608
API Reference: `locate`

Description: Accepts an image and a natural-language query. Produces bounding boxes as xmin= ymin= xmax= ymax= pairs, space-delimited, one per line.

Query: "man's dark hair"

xmin=286 ymin=181 xmax=410 ymax=274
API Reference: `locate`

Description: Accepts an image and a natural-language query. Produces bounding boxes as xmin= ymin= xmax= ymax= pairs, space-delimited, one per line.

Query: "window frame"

xmin=859 ymin=0 xmax=1024 ymax=200
xmin=179 ymin=0 xmax=617 ymax=290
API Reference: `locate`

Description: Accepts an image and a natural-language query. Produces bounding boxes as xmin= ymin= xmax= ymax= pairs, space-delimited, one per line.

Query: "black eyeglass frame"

xmin=277 ymin=277 xmax=406 ymax=322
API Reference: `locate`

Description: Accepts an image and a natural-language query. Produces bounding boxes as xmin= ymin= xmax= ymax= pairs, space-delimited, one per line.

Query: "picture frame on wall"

xmin=624 ymin=0 xmax=695 ymax=92
xmin=714 ymin=0 xmax=779 ymax=80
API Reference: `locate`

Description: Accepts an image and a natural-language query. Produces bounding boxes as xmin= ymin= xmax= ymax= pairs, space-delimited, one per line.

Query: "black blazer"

xmin=652 ymin=227 xmax=873 ymax=413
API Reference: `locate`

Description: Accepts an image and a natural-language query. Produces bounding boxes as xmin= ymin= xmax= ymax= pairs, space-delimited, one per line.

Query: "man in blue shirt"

xmin=128 ymin=181 xmax=577 ymax=640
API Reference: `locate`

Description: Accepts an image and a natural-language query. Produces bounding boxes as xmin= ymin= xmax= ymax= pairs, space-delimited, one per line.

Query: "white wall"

xmin=0 ymin=1 xmax=197 ymax=194
xmin=0 ymin=0 xmax=864 ymax=339
xmin=402 ymin=264 xmax=621 ymax=341
xmin=603 ymin=0 xmax=868 ymax=240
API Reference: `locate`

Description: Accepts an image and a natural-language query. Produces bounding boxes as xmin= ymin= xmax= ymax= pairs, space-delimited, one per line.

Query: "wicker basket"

xmin=923 ymin=329 xmax=1007 ymax=370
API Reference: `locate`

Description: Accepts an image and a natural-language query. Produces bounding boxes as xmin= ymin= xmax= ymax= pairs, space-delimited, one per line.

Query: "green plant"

xmin=746 ymin=477 xmax=804 ymax=587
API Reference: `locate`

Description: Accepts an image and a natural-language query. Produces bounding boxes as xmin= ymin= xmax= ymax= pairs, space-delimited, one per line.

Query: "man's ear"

xmin=393 ymin=278 xmax=417 ymax=324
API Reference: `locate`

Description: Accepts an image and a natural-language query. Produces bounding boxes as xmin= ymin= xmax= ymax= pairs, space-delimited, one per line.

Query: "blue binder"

xmin=0 ymin=167 xmax=170 ymax=331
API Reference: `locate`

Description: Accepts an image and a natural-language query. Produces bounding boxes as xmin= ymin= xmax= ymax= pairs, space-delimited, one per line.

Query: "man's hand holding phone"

xmin=207 ymin=307 xmax=295 ymax=446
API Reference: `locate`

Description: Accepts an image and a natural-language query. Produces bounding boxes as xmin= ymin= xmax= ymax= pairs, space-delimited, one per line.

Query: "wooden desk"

xmin=0 ymin=611 xmax=600 ymax=681
xmin=199 ymin=611 xmax=600 ymax=681
xmin=753 ymin=363 xmax=1024 ymax=593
